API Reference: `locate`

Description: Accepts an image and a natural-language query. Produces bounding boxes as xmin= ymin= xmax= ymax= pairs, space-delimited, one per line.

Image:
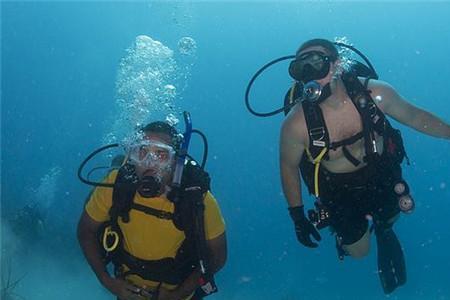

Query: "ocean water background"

xmin=1 ymin=1 xmax=450 ymax=299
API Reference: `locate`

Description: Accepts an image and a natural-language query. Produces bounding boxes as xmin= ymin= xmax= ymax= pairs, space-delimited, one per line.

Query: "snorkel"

xmin=169 ymin=111 xmax=193 ymax=203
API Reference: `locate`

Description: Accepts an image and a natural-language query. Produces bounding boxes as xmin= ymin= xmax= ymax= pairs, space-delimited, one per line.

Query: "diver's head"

xmin=289 ymin=38 xmax=340 ymax=84
xmin=128 ymin=121 xmax=180 ymax=197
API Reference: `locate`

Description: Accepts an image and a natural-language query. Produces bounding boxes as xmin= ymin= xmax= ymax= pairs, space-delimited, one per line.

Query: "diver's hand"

xmin=181 ymin=160 xmax=210 ymax=193
xmin=101 ymin=276 xmax=144 ymax=300
xmin=288 ymin=205 xmax=321 ymax=248
xmin=168 ymin=160 xmax=210 ymax=203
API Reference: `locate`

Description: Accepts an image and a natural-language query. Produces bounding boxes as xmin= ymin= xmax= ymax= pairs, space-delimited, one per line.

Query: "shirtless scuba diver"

xmin=278 ymin=39 xmax=450 ymax=294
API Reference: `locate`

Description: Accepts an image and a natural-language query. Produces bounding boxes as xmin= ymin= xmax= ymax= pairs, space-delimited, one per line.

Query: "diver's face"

xmin=132 ymin=132 xmax=176 ymax=185
xmin=296 ymin=46 xmax=338 ymax=85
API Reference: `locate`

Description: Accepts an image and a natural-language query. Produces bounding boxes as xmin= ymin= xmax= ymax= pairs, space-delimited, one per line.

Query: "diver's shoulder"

xmin=105 ymin=169 xmax=119 ymax=183
xmin=284 ymin=104 xmax=306 ymax=124
xmin=359 ymin=77 xmax=396 ymax=93
xmin=287 ymin=102 xmax=306 ymax=120
xmin=281 ymin=104 xmax=307 ymax=137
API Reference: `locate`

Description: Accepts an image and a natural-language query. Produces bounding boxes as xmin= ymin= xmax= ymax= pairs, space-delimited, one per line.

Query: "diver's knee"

xmin=349 ymin=247 xmax=370 ymax=258
xmin=343 ymin=230 xmax=370 ymax=258
xmin=345 ymin=244 xmax=370 ymax=258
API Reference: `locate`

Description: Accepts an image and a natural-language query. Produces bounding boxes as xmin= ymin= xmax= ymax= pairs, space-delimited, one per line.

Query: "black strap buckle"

xmin=309 ymin=127 xmax=326 ymax=147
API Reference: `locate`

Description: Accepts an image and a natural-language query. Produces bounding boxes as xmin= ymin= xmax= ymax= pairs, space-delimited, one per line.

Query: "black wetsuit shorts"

xmin=317 ymin=160 xmax=402 ymax=245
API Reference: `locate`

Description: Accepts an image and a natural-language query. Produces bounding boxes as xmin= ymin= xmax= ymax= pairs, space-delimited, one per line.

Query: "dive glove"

xmin=167 ymin=160 xmax=210 ymax=203
xmin=289 ymin=205 xmax=321 ymax=248
xmin=181 ymin=160 xmax=210 ymax=194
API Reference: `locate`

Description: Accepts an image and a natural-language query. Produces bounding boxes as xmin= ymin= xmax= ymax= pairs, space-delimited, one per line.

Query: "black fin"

xmin=376 ymin=228 xmax=407 ymax=294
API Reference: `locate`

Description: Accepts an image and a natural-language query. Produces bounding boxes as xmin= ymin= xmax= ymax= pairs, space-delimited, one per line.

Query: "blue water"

xmin=2 ymin=2 xmax=450 ymax=299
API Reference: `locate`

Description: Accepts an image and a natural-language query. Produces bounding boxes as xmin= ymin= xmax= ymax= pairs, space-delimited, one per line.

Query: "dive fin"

xmin=376 ymin=228 xmax=407 ymax=294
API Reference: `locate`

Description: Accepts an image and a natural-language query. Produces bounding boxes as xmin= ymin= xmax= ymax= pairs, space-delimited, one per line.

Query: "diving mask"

xmin=289 ymin=51 xmax=333 ymax=83
xmin=127 ymin=139 xmax=176 ymax=171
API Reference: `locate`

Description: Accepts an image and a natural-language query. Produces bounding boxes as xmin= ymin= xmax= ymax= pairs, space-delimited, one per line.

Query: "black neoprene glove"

xmin=289 ymin=205 xmax=322 ymax=248
xmin=181 ymin=160 xmax=210 ymax=193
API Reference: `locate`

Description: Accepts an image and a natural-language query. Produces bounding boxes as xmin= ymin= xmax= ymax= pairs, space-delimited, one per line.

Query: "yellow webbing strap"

xmin=312 ymin=148 xmax=328 ymax=198
xmin=103 ymin=226 xmax=119 ymax=252
xmin=305 ymin=147 xmax=313 ymax=161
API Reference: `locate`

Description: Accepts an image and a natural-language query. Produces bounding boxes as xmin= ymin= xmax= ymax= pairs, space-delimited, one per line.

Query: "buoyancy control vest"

xmin=284 ymin=71 xmax=409 ymax=199
xmin=100 ymin=159 xmax=212 ymax=286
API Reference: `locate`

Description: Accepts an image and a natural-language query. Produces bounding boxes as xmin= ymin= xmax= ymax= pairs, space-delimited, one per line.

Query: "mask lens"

xmin=289 ymin=51 xmax=330 ymax=81
xmin=128 ymin=140 xmax=175 ymax=168
xmin=298 ymin=52 xmax=326 ymax=71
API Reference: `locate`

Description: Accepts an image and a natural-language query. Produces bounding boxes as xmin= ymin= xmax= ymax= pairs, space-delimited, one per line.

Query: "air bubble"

xmin=178 ymin=37 xmax=197 ymax=56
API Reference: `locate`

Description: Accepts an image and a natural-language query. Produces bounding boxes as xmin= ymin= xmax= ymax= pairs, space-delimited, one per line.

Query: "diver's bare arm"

xmin=77 ymin=211 xmax=111 ymax=285
xmin=375 ymin=82 xmax=450 ymax=139
xmin=206 ymin=232 xmax=227 ymax=274
xmin=280 ymin=119 xmax=306 ymax=208
xmin=171 ymin=233 xmax=227 ymax=299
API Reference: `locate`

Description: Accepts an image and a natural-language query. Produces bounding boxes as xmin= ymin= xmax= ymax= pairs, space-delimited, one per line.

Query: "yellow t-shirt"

xmin=85 ymin=170 xmax=225 ymax=292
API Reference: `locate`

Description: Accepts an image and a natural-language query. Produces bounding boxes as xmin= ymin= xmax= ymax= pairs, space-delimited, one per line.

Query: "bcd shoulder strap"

xmin=110 ymin=163 xmax=139 ymax=224
xmin=341 ymin=72 xmax=388 ymax=162
xmin=301 ymin=99 xmax=330 ymax=160
xmin=285 ymin=82 xmax=330 ymax=161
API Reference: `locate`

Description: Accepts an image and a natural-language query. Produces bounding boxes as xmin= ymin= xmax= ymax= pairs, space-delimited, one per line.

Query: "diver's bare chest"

xmin=321 ymin=99 xmax=362 ymax=143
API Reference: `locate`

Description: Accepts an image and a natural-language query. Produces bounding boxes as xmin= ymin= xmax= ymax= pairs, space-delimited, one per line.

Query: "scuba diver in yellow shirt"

xmin=245 ymin=38 xmax=450 ymax=294
xmin=77 ymin=113 xmax=227 ymax=300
